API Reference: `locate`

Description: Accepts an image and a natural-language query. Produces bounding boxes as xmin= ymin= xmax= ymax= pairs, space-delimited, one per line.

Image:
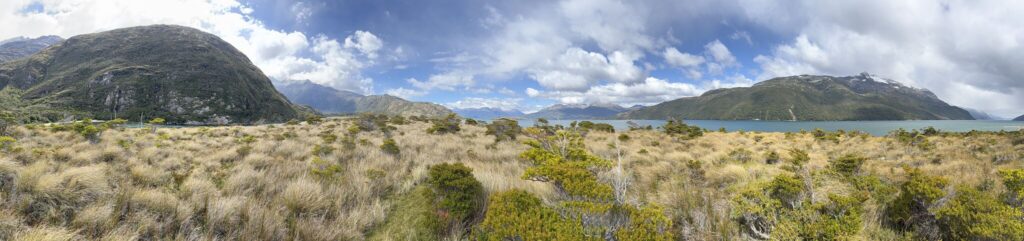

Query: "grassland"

xmin=0 ymin=116 xmax=1022 ymax=240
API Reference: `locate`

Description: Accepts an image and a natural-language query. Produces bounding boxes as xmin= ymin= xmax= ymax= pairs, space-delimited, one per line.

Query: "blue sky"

xmin=2 ymin=0 xmax=1023 ymax=117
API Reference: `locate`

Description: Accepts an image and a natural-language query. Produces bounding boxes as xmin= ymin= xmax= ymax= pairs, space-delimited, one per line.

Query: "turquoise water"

xmin=507 ymin=120 xmax=1024 ymax=136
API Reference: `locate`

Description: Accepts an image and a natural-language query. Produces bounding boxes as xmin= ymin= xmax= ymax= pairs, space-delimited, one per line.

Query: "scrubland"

xmin=0 ymin=115 xmax=1022 ymax=240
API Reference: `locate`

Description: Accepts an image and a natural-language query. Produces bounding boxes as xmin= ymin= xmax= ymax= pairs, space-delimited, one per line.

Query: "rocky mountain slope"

xmin=525 ymin=103 xmax=629 ymax=120
xmin=0 ymin=35 xmax=63 ymax=63
xmin=620 ymin=73 xmax=973 ymax=121
xmin=1014 ymin=115 xmax=1024 ymax=121
xmin=275 ymin=80 xmax=453 ymax=117
xmin=0 ymin=25 xmax=304 ymax=124
xmin=453 ymin=107 xmax=524 ymax=120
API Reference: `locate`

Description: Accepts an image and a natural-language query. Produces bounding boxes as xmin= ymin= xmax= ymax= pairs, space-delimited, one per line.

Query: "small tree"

xmin=427 ymin=114 xmax=461 ymax=134
xmin=147 ymin=117 xmax=165 ymax=133
xmin=663 ymin=119 xmax=703 ymax=139
xmin=380 ymin=138 xmax=400 ymax=156
xmin=427 ymin=163 xmax=483 ymax=229
xmin=485 ymin=118 xmax=521 ymax=142
xmin=0 ymin=111 xmax=15 ymax=135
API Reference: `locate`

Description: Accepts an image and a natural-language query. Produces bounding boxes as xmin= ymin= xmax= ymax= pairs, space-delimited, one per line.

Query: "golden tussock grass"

xmin=0 ymin=118 xmax=1019 ymax=240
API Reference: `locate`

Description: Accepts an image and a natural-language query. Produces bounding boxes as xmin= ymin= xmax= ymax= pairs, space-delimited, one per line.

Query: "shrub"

xmin=787 ymin=149 xmax=809 ymax=169
xmin=485 ymin=118 xmax=521 ymax=142
xmin=427 ymin=114 xmax=461 ymax=134
xmin=356 ymin=113 xmax=394 ymax=132
xmin=427 ymin=163 xmax=483 ymax=227
xmin=521 ymin=130 xmax=612 ymax=200
xmin=765 ymin=151 xmax=780 ymax=164
xmin=475 ymin=190 xmax=586 ymax=240
xmin=1000 ymin=169 xmax=1024 ymax=206
xmin=935 ymin=186 xmax=1024 ymax=240
xmin=305 ymin=115 xmax=323 ymax=125
xmin=147 ymin=118 xmax=165 ymax=125
xmin=309 ymin=156 xmax=342 ymax=180
xmin=390 ymin=115 xmax=408 ymax=125
xmin=617 ymin=134 xmax=630 ymax=142
xmin=769 ymin=174 xmax=804 ymax=208
xmin=0 ymin=111 xmax=14 ymax=135
xmin=727 ymin=148 xmax=753 ymax=163
xmin=663 ymin=120 xmax=703 ymax=139
xmin=465 ymin=118 xmax=478 ymax=125
xmin=0 ymin=136 xmax=14 ymax=152
xmin=888 ymin=167 xmax=947 ymax=234
xmin=380 ymin=138 xmax=400 ymax=155
xmin=829 ymin=154 xmax=866 ymax=177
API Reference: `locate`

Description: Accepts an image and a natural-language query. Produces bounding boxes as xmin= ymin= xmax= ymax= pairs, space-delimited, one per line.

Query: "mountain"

xmin=525 ymin=103 xmax=628 ymax=120
xmin=1014 ymin=115 xmax=1024 ymax=121
xmin=0 ymin=25 xmax=304 ymax=124
xmin=0 ymin=35 xmax=63 ymax=63
xmin=453 ymin=107 xmax=524 ymax=119
xmin=275 ymin=80 xmax=453 ymax=117
xmin=963 ymin=107 xmax=998 ymax=120
xmin=620 ymin=73 xmax=973 ymax=121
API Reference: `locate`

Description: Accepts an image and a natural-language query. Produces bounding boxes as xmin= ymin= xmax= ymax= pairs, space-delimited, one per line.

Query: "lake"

xmin=504 ymin=119 xmax=1024 ymax=136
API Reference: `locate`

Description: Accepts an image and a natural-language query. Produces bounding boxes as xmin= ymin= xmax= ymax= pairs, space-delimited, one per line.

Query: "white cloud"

xmin=526 ymin=77 xmax=701 ymax=105
xmin=0 ymin=0 xmax=379 ymax=94
xmin=407 ymin=72 xmax=476 ymax=91
xmin=703 ymin=39 xmax=737 ymax=75
xmin=344 ymin=30 xmax=383 ymax=59
xmin=663 ymin=47 xmax=705 ymax=67
xmin=445 ymin=97 xmax=522 ymax=111
xmin=741 ymin=0 xmax=1024 ymax=116
xmin=291 ymin=2 xmax=313 ymax=25
xmin=385 ymin=87 xmax=426 ymax=99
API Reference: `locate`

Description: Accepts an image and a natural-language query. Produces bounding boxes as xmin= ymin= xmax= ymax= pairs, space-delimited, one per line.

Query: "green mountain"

xmin=275 ymin=80 xmax=453 ymax=117
xmin=0 ymin=25 xmax=305 ymax=124
xmin=0 ymin=35 xmax=63 ymax=63
xmin=620 ymin=73 xmax=973 ymax=121
xmin=1014 ymin=115 xmax=1024 ymax=121
xmin=525 ymin=103 xmax=630 ymax=120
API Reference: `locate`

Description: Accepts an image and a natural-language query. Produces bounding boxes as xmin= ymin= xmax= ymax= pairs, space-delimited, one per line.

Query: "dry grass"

xmin=0 ymin=118 xmax=1020 ymax=240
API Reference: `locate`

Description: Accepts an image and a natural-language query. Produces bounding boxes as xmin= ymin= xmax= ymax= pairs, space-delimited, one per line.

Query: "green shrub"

xmin=389 ymin=115 xmax=407 ymax=125
xmin=1000 ymin=169 xmax=1024 ymax=205
xmin=464 ymin=118 xmax=478 ymax=125
xmin=935 ymin=186 xmax=1024 ymax=240
xmin=769 ymin=174 xmax=804 ymax=208
xmin=427 ymin=114 xmax=461 ymax=134
xmin=0 ymin=111 xmax=14 ymax=135
xmin=521 ymin=130 xmax=612 ymax=200
xmin=380 ymin=138 xmax=400 ymax=155
xmin=310 ymin=156 xmax=342 ymax=180
xmin=0 ymin=136 xmax=14 ymax=152
xmin=787 ymin=149 xmax=809 ymax=169
xmin=727 ymin=148 xmax=753 ymax=163
xmin=356 ymin=113 xmax=394 ymax=132
xmin=663 ymin=120 xmax=703 ymax=139
xmin=427 ymin=163 xmax=483 ymax=226
xmin=305 ymin=115 xmax=323 ymax=125
xmin=617 ymin=134 xmax=630 ymax=142
xmin=888 ymin=167 xmax=947 ymax=232
xmin=475 ymin=190 xmax=587 ymax=241
xmin=765 ymin=151 xmax=780 ymax=164
xmin=147 ymin=118 xmax=165 ymax=125
xmin=830 ymin=154 xmax=866 ymax=177
xmin=485 ymin=118 xmax=521 ymax=142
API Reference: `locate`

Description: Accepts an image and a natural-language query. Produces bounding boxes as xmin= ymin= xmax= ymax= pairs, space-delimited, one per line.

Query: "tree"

xmin=427 ymin=114 xmax=461 ymax=134
xmin=485 ymin=118 xmax=521 ymax=142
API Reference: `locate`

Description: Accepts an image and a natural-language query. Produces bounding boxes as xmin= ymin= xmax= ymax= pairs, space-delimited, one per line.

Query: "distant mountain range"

xmin=453 ymin=107 xmax=524 ymax=120
xmin=620 ymin=73 xmax=973 ymax=121
xmin=0 ymin=35 xmax=63 ymax=63
xmin=963 ymin=107 xmax=999 ymax=120
xmin=0 ymin=25 xmax=305 ymax=124
xmin=275 ymin=80 xmax=453 ymax=117
xmin=525 ymin=103 xmax=637 ymax=120
xmin=1015 ymin=115 xmax=1024 ymax=121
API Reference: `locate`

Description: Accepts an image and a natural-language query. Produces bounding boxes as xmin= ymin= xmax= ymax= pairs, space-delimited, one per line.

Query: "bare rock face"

xmin=0 ymin=25 xmax=305 ymax=124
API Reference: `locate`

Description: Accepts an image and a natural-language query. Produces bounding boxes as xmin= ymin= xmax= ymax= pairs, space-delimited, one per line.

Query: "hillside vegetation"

xmin=621 ymin=73 xmax=973 ymax=121
xmin=0 ymin=25 xmax=304 ymax=124
xmin=0 ymin=115 xmax=1022 ymax=240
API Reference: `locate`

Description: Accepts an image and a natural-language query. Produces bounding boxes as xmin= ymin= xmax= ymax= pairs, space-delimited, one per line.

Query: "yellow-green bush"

xmin=520 ymin=129 xmax=612 ymax=200
xmin=427 ymin=163 xmax=483 ymax=226
xmin=475 ymin=190 xmax=589 ymax=241
xmin=485 ymin=118 xmax=521 ymax=142
xmin=427 ymin=114 xmax=461 ymax=134
xmin=935 ymin=186 xmax=1024 ymax=240
xmin=887 ymin=167 xmax=947 ymax=233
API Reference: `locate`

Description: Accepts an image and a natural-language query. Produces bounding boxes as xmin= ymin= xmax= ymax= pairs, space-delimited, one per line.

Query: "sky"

xmin=1 ymin=0 xmax=1022 ymax=117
